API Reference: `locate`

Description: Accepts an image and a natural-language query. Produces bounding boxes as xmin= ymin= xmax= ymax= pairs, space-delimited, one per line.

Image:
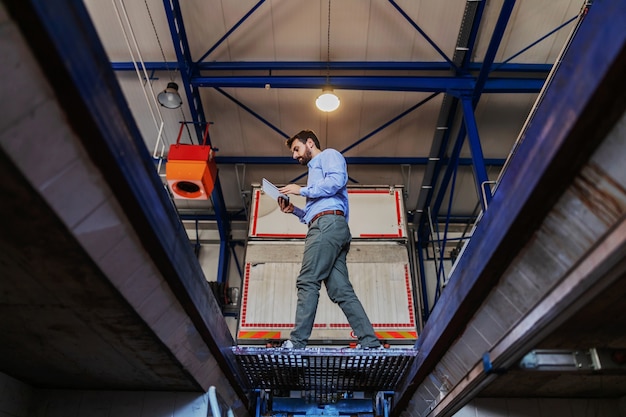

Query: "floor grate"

xmin=232 ymin=347 xmax=417 ymax=403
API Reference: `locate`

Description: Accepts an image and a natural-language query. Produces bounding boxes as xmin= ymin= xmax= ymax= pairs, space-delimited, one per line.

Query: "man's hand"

xmin=278 ymin=197 xmax=294 ymax=213
xmin=278 ymin=184 xmax=301 ymax=195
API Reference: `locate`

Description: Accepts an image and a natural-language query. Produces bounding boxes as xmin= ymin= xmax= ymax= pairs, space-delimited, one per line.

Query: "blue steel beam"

xmin=494 ymin=13 xmax=580 ymax=71
xmin=460 ymin=0 xmax=487 ymax=73
xmin=417 ymin=0 xmax=517 ymax=289
xmin=422 ymin=11 xmax=580 ymax=225
xmin=426 ymin=0 xmax=516 ymax=225
xmin=387 ymin=0 xmax=458 ymax=71
xmin=434 ymin=155 xmax=460 ymax=304
xmin=423 ymin=7 xmax=579 ymax=221
xmin=417 ymin=238 xmax=430 ymax=320
xmin=214 ymin=87 xmax=290 ymax=139
xmin=162 ymin=1 xmax=203 ymax=132
xmin=341 ymin=93 xmax=440 ymax=155
xmin=430 ymin=124 xmax=466 ymax=228
xmin=111 ymin=61 xmax=552 ymax=73
xmin=200 ymin=61 xmax=551 ymax=73
xmin=472 ymin=0 xmax=517 ymax=103
xmin=414 ymin=97 xmax=459 ymax=242
xmin=197 ymin=0 xmax=266 ymax=63
xmin=192 ymin=75 xmax=544 ymax=93
xmin=461 ymin=95 xmax=491 ymax=210
xmin=214 ymin=156 xmax=506 ymax=165
xmin=423 ymin=5 xmax=581 ymax=231
xmin=164 ymin=0 xmax=232 ymax=286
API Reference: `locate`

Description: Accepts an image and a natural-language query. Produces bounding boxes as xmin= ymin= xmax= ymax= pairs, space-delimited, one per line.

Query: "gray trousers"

xmin=289 ymin=214 xmax=380 ymax=348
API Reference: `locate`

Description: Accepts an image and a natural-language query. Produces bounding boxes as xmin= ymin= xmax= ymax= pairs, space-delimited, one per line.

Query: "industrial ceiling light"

xmin=316 ymin=88 xmax=340 ymax=112
xmin=316 ymin=0 xmax=340 ymax=112
xmin=157 ymin=82 xmax=183 ymax=109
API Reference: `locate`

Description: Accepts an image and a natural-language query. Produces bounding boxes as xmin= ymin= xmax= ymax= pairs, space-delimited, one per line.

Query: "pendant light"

xmin=147 ymin=1 xmax=183 ymax=110
xmin=158 ymin=82 xmax=183 ymax=109
xmin=316 ymin=0 xmax=340 ymax=112
xmin=316 ymin=87 xmax=340 ymax=112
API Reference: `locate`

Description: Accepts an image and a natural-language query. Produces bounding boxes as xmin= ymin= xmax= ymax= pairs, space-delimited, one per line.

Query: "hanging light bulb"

xmin=315 ymin=0 xmax=340 ymax=112
xmin=316 ymin=88 xmax=340 ymax=112
xmin=157 ymin=82 xmax=183 ymax=109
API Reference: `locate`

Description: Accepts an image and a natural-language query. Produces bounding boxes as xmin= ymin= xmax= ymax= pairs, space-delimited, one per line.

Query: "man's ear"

xmin=306 ymin=138 xmax=315 ymax=149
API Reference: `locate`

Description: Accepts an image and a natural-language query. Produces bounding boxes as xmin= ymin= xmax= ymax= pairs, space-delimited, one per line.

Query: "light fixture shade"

xmin=158 ymin=82 xmax=183 ymax=109
xmin=316 ymin=90 xmax=340 ymax=112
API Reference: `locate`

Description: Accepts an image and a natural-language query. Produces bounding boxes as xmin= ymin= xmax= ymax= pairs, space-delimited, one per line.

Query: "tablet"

xmin=262 ymin=178 xmax=289 ymax=203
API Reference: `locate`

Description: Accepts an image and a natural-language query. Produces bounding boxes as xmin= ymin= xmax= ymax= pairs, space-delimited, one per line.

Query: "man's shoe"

xmin=281 ymin=340 xmax=294 ymax=349
xmin=356 ymin=343 xmax=385 ymax=350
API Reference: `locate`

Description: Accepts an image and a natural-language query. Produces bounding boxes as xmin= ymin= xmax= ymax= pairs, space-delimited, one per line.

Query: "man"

xmin=277 ymin=129 xmax=381 ymax=349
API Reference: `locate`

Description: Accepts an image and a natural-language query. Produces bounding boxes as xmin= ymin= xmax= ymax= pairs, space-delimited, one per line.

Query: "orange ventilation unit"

xmin=166 ymin=122 xmax=217 ymax=200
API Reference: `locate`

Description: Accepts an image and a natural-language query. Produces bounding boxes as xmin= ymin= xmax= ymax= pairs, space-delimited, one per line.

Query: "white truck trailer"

xmin=237 ymin=185 xmax=418 ymax=347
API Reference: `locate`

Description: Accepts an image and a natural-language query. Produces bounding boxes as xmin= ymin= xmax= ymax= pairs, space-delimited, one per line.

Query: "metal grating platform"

xmin=232 ymin=347 xmax=417 ymax=403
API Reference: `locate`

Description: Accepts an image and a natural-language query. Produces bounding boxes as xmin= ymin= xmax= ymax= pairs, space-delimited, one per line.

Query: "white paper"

xmin=262 ymin=178 xmax=289 ymax=203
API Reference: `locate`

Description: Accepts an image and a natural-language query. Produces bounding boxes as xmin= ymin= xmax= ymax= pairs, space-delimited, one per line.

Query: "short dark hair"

xmin=286 ymin=129 xmax=321 ymax=150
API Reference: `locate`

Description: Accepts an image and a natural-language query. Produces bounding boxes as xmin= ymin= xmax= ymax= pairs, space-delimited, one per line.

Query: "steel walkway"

xmin=232 ymin=347 xmax=417 ymax=404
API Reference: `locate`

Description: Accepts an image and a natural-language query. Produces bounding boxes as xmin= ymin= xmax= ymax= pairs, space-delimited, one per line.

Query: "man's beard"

xmin=298 ymin=148 xmax=313 ymax=165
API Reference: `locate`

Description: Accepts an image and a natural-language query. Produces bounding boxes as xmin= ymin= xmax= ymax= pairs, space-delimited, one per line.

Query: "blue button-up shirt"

xmin=292 ymin=149 xmax=349 ymax=224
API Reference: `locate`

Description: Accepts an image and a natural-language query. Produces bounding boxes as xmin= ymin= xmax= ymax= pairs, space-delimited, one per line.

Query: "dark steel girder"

xmin=191 ymin=75 xmax=543 ymax=93
xmin=112 ymin=61 xmax=552 ymax=73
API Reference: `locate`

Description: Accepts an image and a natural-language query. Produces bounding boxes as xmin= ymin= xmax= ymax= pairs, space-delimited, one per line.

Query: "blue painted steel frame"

xmin=215 ymin=156 xmax=506 ymax=165
xmin=387 ymin=0 xmax=457 ymax=71
xmin=433 ymin=155 xmax=460 ymax=303
xmin=393 ymin=0 xmax=626 ymax=414
xmin=434 ymin=0 xmax=515 ymax=216
xmin=472 ymin=0 xmax=517 ymax=103
xmin=163 ymin=0 xmax=232 ymax=284
xmin=192 ymin=75 xmax=543 ymax=93
xmin=461 ymin=95 xmax=491 ymax=211
xmin=341 ymin=93 xmax=440 ymax=155
xmin=197 ymin=0 xmax=266 ymax=63
xmin=414 ymin=0 xmax=508 ymax=234
xmin=112 ymin=61 xmax=552 ymax=73
xmin=215 ymin=87 xmax=290 ymax=139
xmin=426 ymin=1 xmax=579 ymax=224
xmin=417 ymin=0 xmax=516 ymax=313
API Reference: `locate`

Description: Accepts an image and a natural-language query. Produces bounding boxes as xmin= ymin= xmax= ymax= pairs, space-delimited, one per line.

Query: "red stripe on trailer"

xmin=404 ymin=264 xmax=416 ymax=326
xmin=348 ymin=190 xmax=390 ymax=194
xmin=251 ymin=190 xmax=261 ymax=236
xmin=359 ymin=233 xmax=402 ymax=238
xmin=395 ymin=190 xmax=403 ymax=237
xmin=255 ymin=233 xmax=306 ymax=238
xmin=240 ymin=264 xmax=251 ymax=325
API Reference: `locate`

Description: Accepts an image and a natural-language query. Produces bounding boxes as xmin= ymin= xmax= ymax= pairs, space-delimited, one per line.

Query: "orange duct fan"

xmin=166 ymin=122 xmax=217 ymax=200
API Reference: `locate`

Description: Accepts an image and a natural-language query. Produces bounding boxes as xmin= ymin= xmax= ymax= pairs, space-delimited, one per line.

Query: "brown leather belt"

xmin=308 ymin=210 xmax=344 ymax=227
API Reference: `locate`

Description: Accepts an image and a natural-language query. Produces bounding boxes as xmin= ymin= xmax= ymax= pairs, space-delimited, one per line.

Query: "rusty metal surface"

xmin=394 ymin=1 xmax=626 ymax=415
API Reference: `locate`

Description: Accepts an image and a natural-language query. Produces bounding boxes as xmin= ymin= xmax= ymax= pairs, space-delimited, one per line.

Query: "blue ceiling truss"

xmin=110 ymin=0 xmax=580 ymax=318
